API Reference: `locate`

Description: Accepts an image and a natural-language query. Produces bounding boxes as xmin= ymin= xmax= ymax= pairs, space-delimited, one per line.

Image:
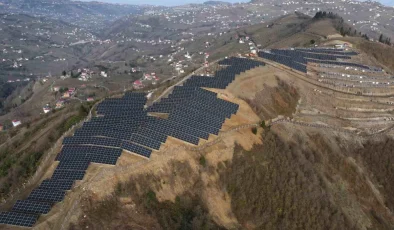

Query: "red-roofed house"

xmin=133 ymin=80 xmax=144 ymax=89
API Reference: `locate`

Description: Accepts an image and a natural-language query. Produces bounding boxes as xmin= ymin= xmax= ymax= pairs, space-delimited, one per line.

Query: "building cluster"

xmin=133 ymin=72 xmax=160 ymax=89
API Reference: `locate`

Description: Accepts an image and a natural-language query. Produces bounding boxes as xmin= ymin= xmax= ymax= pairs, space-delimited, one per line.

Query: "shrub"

xmin=260 ymin=120 xmax=266 ymax=129
xmin=252 ymin=127 xmax=258 ymax=134
xmin=199 ymin=156 xmax=206 ymax=167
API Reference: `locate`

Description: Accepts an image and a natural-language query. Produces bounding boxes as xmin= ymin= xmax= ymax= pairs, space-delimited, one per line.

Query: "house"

xmin=12 ymin=120 xmax=21 ymax=127
xmin=143 ymin=74 xmax=152 ymax=80
xmin=87 ymin=97 xmax=94 ymax=102
xmin=68 ymin=88 xmax=76 ymax=95
xmin=100 ymin=71 xmax=108 ymax=78
xmin=53 ymin=86 xmax=60 ymax=92
xmin=56 ymin=99 xmax=65 ymax=109
xmin=133 ymin=80 xmax=144 ymax=89
xmin=43 ymin=105 xmax=51 ymax=114
xmin=62 ymin=92 xmax=70 ymax=98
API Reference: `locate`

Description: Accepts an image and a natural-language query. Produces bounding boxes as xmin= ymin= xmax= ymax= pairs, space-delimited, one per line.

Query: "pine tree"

xmin=379 ymin=34 xmax=384 ymax=43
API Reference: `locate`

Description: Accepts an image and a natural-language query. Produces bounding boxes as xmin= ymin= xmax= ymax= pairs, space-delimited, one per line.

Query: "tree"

xmin=310 ymin=40 xmax=316 ymax=45
xmin=379 ymin=34 xmax=384 ymax=43
xmin=340 ymin=27 xmax=345 ymax=36
xmin=62 ymin=70 xmax=66 ymax=76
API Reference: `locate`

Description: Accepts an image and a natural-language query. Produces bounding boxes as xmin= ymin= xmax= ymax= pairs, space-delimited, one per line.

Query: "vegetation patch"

xmin=244 ymin=77 xmax=299 ymax=119
xmin=71 ymin=162 xmax=223 ymax=230
xmin=0 ymin=103 xmax=93 ymax=199
xmin=219 ymin=132 xmax=350 ymax=229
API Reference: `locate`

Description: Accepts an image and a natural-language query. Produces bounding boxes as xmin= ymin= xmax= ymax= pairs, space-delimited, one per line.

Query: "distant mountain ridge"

xmin=0 ymin=0 xmax=144 ymax=30
xmin=203 ymin=1 xmax=231 ymax=5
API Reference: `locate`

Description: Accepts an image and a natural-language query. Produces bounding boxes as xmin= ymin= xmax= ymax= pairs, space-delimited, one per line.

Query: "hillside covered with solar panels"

xmin=2 ymin=34 xmax=394 ymax=229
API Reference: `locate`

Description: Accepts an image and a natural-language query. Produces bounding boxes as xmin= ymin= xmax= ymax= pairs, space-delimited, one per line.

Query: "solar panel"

xmin=0 ymin=212 xmax=38 ymax=227
xmin=130 ymin=133 xmax=162 ymax=150
xmin=57 ymin=160 xmax=90 ymax=171
xmin=12 ymin=200 xmax=52 ymax=214
xmin=136 ymin=128 xmax=168 ymax=143
xmin=121 ymin=141 xmax=152 ymax=158
xmin=51 ymin=169 xmax=86 ymax=181
xmin=63 ymin=136 xmax=122 ymax=148
xmin=28 ymin=189 xmax=66 ymax=203
xmin=60 ymin=145 xmax=122 ymax=157
xmin=39 ymin=179 xmax=75 ymax=191
xmin=86 ymin=153 xmax=119 ymax=165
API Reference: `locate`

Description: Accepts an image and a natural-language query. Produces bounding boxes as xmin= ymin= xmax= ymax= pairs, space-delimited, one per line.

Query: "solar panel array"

xmin=145 ymin=57 xmax=264 ymax=144
xmin=1 ymin=57 xmax=264 ymax=227
xmin=182 ymin=58 xmax=264 ymax=89
xmin=0 ymin=93 xmax=152 ymax=227
xmin=258 ymin=48 xmax=380 ymax=72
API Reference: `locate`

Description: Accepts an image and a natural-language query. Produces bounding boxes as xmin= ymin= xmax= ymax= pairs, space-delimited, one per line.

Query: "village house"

xmin=56 ymin=99 xmax=65 ymax=109
xmin=43 ymin=105 xmax=51 ymax=114
xmin=133 ymin=80 xmax=144 ymax=89
xmin=62 ymin=92 xmax=70 ymax=98
xmin=53 ymin=86 xmax=60 ymax=92
xmin=12 ymin=120 xmax=21 ymax=127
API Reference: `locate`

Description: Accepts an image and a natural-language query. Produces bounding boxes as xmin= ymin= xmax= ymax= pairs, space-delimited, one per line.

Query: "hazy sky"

xmin=379 ymin=0 xmax=394 ymax=6
xmin=81 ymin=0 xmax=393 ymax=6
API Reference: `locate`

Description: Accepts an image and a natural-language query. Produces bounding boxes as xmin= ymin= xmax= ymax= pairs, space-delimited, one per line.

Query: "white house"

xmin=12 ymin=120 xmax=21 ymax=127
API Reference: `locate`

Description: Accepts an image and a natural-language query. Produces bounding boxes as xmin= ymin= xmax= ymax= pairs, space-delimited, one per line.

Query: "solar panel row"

xmin=28 ymin=189 xmax=66 ymax=203
xmin=12 ymin=200 xmax=51 ymax=215
xmin=0 ymin=212 xmax=37 ymax=227
xmin=258 ymin=48 xmax=381 ymax=72
xmin=39 ymin=179 xmax=75 ymax=191
xmin=121 ymin=141 xmax=152 ymax=158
